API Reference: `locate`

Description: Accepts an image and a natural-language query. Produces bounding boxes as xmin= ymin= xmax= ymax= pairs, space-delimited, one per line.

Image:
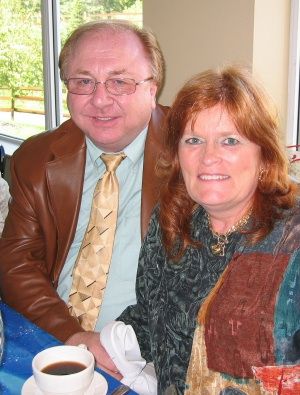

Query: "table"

xmin=0 ymin=302 xmax=137 ymax=394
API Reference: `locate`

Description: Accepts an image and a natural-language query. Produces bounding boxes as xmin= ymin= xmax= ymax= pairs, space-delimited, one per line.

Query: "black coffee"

xmin=41 ymin=361 xmax=86 ymax=375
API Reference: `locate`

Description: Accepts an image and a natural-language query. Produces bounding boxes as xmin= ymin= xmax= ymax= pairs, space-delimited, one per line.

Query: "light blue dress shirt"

xmin=57 ymin=128 xmax=147 ymax=331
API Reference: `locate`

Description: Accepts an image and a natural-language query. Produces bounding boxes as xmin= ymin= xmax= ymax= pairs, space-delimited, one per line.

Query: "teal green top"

xmin=118 ymin=203 xmax=300 ymax=394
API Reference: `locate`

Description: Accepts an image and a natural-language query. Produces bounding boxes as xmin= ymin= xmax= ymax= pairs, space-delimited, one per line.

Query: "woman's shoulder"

xmin=148 ymin=205 xmax=160 ymax=229
xmin=269 ymin=199 xmax=300 ymax=252
xmin=284 ymin=198 xmax=300 ymax=225
xmin=143 ymin=205 xmax=162 ymax=243
xmin=191 ymin=205 xmax=206 ymax=228
xmin=294 ymin=196 xmax=300 ymax=210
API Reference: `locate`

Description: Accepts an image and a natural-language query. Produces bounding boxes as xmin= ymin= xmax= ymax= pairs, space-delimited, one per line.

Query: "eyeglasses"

xmin=64 ymin=77 xmax=153 ymax=96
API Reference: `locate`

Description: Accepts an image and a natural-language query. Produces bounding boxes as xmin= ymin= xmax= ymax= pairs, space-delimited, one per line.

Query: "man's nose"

xmin=90 ymin=82 xmax=114 ymax=104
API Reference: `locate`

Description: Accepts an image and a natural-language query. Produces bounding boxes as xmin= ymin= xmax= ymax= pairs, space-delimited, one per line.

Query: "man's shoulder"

xmin=150 ymin=103 xmax=169 ymax=125
xmin=146 ymin=103 xmax=169 ymax=148
xmin=155 ymin=103 xmax=169 ymax=114
xmin=13 ymin=119 xmax=84 ymax=161
xmin=15 ymin=119 xmax=75 ymax=151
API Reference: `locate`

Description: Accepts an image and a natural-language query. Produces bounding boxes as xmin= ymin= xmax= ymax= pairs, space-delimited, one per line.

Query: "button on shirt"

xmin=57 ymin=128 xmax=147 ymax=331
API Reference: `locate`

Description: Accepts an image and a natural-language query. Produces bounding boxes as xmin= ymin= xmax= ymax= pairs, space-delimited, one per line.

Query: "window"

xmin=0 ymin=1 xmax=44 ymax=140
xmin=0 ymin=0 xmax=142 ymax=151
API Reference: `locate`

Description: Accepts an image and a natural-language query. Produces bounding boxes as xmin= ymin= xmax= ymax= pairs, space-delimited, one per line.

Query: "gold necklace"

xmin=207 ymin=209 xmax=252 ymax=256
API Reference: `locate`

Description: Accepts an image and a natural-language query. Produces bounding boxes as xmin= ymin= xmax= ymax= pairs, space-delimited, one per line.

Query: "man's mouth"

xmin=94 ymin=116 xmax=115 ymax=121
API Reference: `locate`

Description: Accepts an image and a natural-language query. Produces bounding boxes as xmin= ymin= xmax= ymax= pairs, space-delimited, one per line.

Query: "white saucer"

xmin=21 ymin=371 xmax=108 ymax=395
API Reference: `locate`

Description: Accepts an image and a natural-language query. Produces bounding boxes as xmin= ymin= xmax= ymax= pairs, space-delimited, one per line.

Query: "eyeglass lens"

xmin=67 ymin=78 xmax=137 ymax=95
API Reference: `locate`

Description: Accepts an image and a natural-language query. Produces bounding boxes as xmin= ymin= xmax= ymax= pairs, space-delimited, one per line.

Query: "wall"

xmin=253 ymin=0 xmax=291 ymax=134
xmin=144 ymin=0 xmax=291 ymax=133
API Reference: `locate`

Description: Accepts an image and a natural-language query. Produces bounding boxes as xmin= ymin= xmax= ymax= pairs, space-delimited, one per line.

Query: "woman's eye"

xmin=184 ymin=137 xmax=202 ymax=145
xmin=223 ymin=137 xmax=239 ymax=146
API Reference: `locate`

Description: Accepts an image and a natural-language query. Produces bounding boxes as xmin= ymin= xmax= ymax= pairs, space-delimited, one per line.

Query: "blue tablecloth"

xmin=0 ymin=302 xmax=137 ymax=394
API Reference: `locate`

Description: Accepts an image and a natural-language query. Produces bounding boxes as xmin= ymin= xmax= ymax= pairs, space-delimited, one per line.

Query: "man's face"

xmin=65 ymin=30 xmax=157 ymax=152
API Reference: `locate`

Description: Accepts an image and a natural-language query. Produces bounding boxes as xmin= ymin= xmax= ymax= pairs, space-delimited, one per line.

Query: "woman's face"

xmin=178 ymin=104 xmax=262 ymax=217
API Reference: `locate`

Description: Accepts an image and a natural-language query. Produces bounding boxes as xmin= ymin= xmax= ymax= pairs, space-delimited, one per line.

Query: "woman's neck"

xmin=207 ymin=205 xmax=253 ymax=235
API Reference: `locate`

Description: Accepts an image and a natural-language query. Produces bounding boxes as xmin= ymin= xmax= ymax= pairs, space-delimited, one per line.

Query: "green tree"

xmin=100 ymin=0 xmax=137 ymax=13
xmin=0 ymin=0 xmax=43 ymax=92
xmin=60 ymin=0 xmax=142 ymax=44
xmin=60 ymin=0 xmax=87 ymax=43
xmin=78 ymin=0 xmax=138 ymax=13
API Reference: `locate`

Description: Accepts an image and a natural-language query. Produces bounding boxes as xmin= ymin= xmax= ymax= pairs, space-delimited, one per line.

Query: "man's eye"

xmin=223 ymin=137 xmax=239 ymax=146
xmin=78 ymin=79 xmax=93 ymax=86
xmin=112 ymin=79 xmax=128 ymax=86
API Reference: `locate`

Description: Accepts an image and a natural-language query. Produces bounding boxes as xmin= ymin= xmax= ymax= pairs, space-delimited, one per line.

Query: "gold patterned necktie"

xmin=68 ymin=152 xmax=126 ymax=331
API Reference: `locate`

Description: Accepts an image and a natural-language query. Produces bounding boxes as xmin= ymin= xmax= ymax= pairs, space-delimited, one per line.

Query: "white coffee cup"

xmin=32 ymin=345 xmax=95 ymax=395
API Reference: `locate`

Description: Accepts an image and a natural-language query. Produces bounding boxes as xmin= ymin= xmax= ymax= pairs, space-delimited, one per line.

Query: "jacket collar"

xmin=141 ymin=104 xmax=168 ymax=238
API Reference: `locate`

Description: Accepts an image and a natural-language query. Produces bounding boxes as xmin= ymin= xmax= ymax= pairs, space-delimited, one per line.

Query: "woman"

xmin=114 ymin=66 xmax=300 ymax=394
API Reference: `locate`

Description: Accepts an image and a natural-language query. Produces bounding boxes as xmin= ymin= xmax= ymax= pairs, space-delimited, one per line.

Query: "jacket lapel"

xmin=46 ymin=120 xmax=86 ymax=270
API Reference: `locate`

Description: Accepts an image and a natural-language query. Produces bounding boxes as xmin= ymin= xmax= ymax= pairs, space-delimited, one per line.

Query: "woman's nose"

xmin=201 ymin=142 xmax=220 ymax=164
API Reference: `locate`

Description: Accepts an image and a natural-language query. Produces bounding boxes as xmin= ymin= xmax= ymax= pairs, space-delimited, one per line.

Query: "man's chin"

xmin=88 ymin=134 xmax=127 ymax=153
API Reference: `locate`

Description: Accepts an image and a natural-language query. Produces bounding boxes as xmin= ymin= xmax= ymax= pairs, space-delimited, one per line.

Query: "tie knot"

xmin=100 ymin=152 xmax=126 ymax=172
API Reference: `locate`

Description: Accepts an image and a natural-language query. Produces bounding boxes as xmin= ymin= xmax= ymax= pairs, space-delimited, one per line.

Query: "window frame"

xmin=41 ymin=0 xmax=63 ymax=131
xmin=287 ymin=0 xmax=300 ymax=145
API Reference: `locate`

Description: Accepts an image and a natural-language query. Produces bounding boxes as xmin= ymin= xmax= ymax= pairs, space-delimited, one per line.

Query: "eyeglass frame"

xmin=64 ymin=76 xmax=154 ymax=96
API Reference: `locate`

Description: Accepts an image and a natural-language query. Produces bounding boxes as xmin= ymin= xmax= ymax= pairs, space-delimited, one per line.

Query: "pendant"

xmin=211 ymin=241 xmax=225 ymax=256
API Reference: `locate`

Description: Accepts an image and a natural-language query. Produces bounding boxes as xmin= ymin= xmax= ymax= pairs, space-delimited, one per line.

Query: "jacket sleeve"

xmin=0 ymin=149 xmax=83 ymax=342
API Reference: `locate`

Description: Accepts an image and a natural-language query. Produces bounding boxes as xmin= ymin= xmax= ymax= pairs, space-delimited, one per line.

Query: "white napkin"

xmin=100 ymin=321 xmax=157 ymax=395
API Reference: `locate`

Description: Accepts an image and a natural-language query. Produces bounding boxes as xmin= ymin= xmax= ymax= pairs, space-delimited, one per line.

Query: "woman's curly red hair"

xmin=158 ymin=66 xmax=297 ymax=260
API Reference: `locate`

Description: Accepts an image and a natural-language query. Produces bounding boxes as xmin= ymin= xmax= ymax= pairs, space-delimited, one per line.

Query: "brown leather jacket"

xmin=0 ymin=104 xmax=168 ymax=341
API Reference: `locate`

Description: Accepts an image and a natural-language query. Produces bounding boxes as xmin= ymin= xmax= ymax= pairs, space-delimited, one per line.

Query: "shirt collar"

xmin=86 ymin=126 xmax=148 ymax=167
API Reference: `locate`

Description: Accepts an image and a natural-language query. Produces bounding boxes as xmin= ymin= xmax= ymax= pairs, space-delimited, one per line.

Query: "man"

xmin=0 ymin=20 xmax=167 ymax=367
